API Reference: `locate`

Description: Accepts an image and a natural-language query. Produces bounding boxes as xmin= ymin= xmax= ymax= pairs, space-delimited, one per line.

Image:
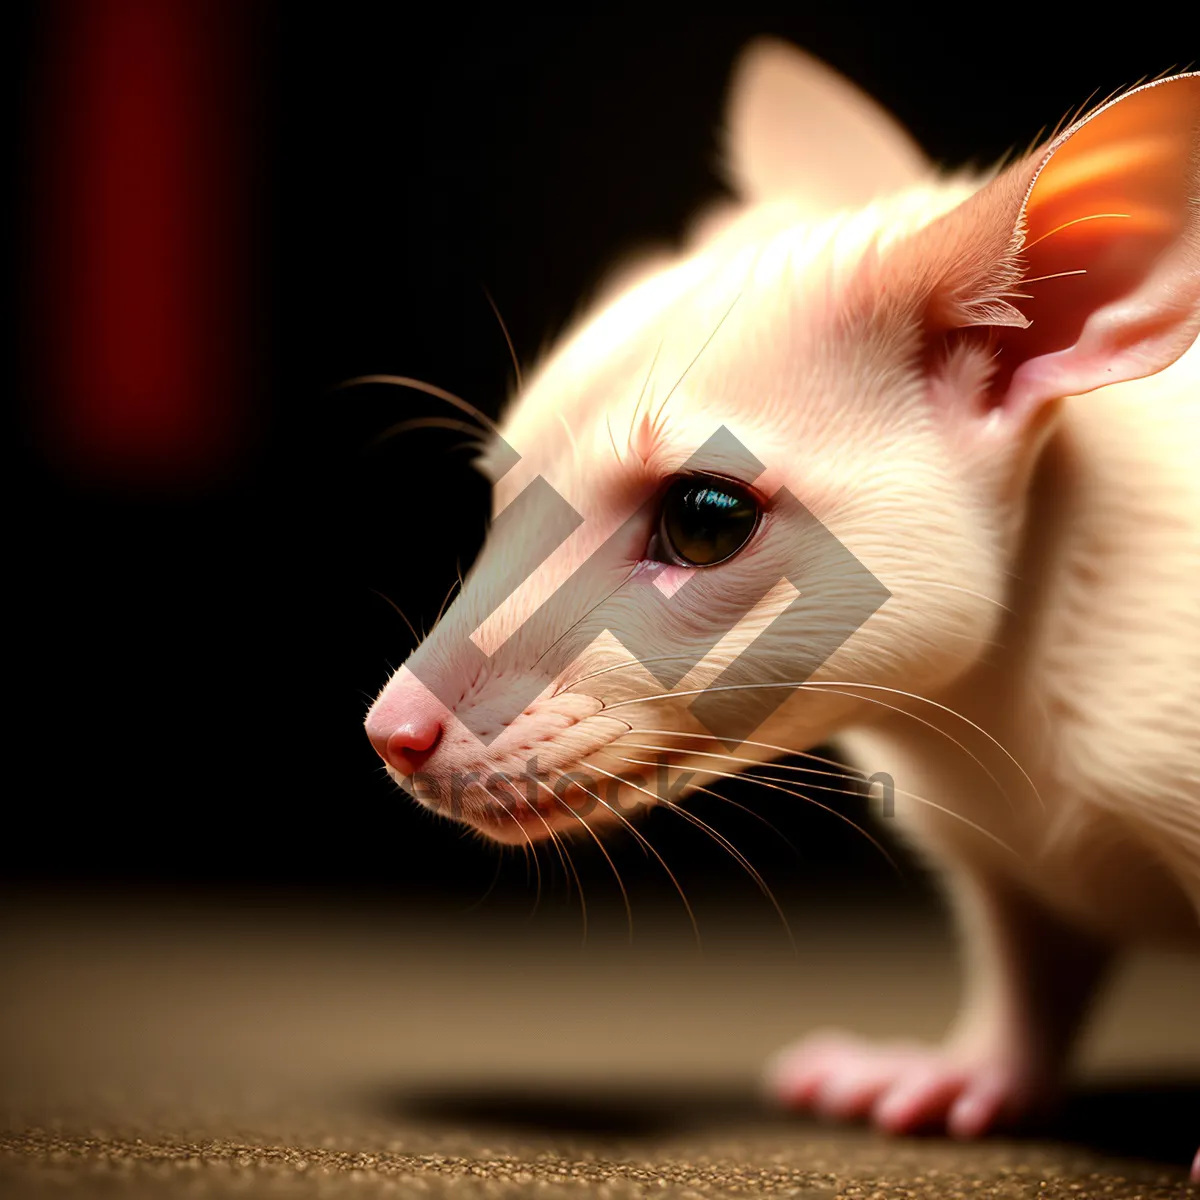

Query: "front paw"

xmin=765 ymin=1030 xmax=1056 ymax=1138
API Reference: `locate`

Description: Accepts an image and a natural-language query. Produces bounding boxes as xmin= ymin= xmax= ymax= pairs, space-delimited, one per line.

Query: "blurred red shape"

xmin=32 ymin=0 xmax=263 ymax=486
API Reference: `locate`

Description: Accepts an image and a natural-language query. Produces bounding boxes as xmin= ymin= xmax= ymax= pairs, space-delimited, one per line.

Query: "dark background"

xmin=11 ymin=4 xmax=1189 ymax=913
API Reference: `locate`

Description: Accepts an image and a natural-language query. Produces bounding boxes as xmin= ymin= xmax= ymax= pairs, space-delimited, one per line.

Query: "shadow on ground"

xmin=375 ymin=1076 xmax=1200 ymax=1165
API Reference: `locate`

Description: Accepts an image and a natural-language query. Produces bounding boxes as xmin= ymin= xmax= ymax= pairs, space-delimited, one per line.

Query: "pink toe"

xmin=774 ymin=1069 xmax=824 ymax=1107
xmin=767 ymin=1035 xmax=859 ymax=1107
xmin=947 ymin=1079 xmax=1007 ymax=1138
xmin=769 ymin=1055 xmax=830 ymax=1106
xmin=815 ymin=1065 xmax=894 ymax=1119
xmin=874 ymin=1069 xmax=967 ymax=1134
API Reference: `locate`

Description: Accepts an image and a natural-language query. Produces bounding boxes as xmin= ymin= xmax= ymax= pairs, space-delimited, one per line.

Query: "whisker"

xmin=367 ymin=416 xmax=489 ymax=454
xmin=627 ymin=340 xmax=664 ymax=458
xmin=556 ymin=653 xmax=702 ymax=695
xmin=801 ymin=682 xmax=1043 ymax=814
xmin=500 ymin=789 xmax=545 ymax=920
xmin=589 ymin=759 xmax=789 ymax=939
xmin=464 ymin=828 xmax=510 ymax=913
xmin=605 ymin=412 xmax=624 ymax=465
xmin=555 ymin=410 xmax=581 ymax=466
xmin=686 ymin=789 xmax=797 ymax=950
xmin=535 ymin=778 xmax=632 ymax=942
xmin=369 ymin=588 xmax=421 ymax=645
xmin=608 ymin=746 xmax=899 ymax=874
xmin=498 ymin=778 xmax=562 ymax=914
xmin=530 ymin=566 xmax=641 ymax=673
xmin=521 ymin=842 xmax=543 ymax=921
xmin=611 ymin=748 xmax=1012 ymax=859
xmin=600 ymin=679 xmax=1039 ymax=812
xmin=797 ymin=690 xmax=1016 ymax=813
xmin=433 ymin=573 xmax=463 ymax=628
xmin=575 ymin=772 xmax=702 ymax=947
xmin=623 ymin=728 xmax=1014 ymax=861
xmin=589 ymin=711 xmax=636 ymax=733
xmin=651 ymin=294 xmax=742 ymax=431
xmin=483 ymin=287 xmax=523 ymax=392
xmin=487 ymin=788 xmax=543 ymax=914
xmin=1017 ymin=268 xmax=1087 ymax=287
xmin=585 ymin=762 xmax=710 ymax=949
xmin=594 ymin=749 xmax=801 ymax=863
xmin=623 ymin=727 xmax=864 ymax=778
xmin=557 ymin=829 xmax=589 ymax=945
xmin=675 ymin=778 xmax=803 ymax=864
xmin=334 ymin=374 xmax=500 ymax=439
xmin=614 ymin=696 xmax=1012 ymax=826
xmin=620 ymin=737 xmax=875 ymax=797
xmin=505 ymin=779 xmax=591 ymax=938
xmin=658 ymin=794 xmax=789 ymax=935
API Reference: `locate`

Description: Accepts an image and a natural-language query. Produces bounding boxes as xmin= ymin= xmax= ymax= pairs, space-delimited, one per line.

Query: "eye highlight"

xmin=651 ymin=474 xmax=762 ymax=567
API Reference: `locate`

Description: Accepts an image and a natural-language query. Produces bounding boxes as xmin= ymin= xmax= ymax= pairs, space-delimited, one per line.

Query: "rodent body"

xmin=365 ymin=40 xmax=1200 ymax=1177
xmin=845 ymin=347 xmax=1200 ymax=948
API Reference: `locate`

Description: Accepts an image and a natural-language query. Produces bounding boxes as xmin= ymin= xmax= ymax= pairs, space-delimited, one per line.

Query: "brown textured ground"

xmin=1 ymin=891 xmax=1197 ymax=1199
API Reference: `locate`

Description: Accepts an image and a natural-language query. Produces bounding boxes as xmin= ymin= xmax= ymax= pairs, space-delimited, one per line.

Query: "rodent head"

xmin=364 ymin=44 xmax=1200 ymax=846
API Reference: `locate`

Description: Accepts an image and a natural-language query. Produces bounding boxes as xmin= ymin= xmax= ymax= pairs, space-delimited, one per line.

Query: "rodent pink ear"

xmin=722 ymin=38 xmax=927 ymax=210
xmin=908 ymin=71 xmax=1200 ymax=424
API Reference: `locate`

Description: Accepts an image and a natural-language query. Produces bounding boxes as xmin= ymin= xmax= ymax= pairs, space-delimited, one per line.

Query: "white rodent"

xmin=364 ymin=39 xmax=1200 ymax=1177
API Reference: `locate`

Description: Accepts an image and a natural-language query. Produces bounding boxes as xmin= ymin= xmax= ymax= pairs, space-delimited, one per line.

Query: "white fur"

xmin=367 ymin=38 xmax=1200 ymax=1164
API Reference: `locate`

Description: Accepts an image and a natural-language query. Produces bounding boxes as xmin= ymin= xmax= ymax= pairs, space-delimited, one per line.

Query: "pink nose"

xmin=365 ymin=672 xmax=447 ymax=776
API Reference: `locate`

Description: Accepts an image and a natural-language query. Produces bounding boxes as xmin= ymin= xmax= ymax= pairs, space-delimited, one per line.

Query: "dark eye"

xmin=652 ymin=475 xmax=761 ymax=567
